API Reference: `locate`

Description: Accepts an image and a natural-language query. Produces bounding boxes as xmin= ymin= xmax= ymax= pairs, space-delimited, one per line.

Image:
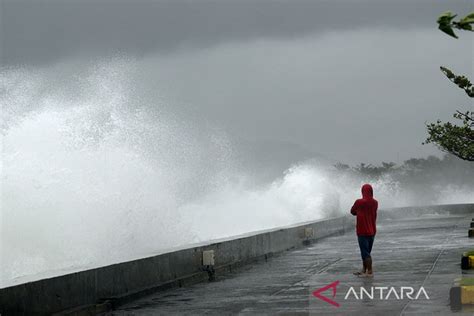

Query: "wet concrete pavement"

xmin=109 ymin=212 xmax=474 ymax=315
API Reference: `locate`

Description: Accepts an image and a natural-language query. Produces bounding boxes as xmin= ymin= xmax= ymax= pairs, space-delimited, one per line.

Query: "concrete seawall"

xmin=378 ymin=203 xmax=474 ymax=219
xmin=1 ymin=203 xmax=473 ymax=315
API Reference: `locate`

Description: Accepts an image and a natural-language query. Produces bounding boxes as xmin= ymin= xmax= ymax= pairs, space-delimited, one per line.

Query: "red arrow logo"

xmin=312 ymin=280 xmax=340 ymax=307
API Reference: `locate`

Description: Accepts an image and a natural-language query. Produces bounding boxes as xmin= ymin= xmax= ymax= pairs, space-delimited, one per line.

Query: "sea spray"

xmin=1 ymin=58 xmax=472 ymax=288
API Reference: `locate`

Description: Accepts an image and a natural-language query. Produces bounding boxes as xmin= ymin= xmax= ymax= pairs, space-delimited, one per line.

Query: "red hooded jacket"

xmin=350 ymin=184 xmax=378 ymax=236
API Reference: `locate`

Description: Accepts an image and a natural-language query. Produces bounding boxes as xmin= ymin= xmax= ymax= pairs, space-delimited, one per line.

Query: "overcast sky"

xmin=1 ymin=0 xmax=473 ymax=164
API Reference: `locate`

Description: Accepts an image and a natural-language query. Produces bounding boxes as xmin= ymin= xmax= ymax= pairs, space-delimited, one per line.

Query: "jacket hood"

xmin=361 ymin=184 xmax=373 ymax=199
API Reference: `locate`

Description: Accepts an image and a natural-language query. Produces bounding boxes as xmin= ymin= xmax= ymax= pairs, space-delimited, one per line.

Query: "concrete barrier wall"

xmin=0 ymin=215 xmax=352 ymax=315
xmin=1 ymin=203 xmax=473 ymax=315
xmin=378 ymin=203 xmax=474 ymax=219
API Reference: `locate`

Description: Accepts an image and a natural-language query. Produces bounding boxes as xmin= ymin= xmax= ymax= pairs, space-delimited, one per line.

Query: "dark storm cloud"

xmin=1 ymin=0 xmax=472 ymax=66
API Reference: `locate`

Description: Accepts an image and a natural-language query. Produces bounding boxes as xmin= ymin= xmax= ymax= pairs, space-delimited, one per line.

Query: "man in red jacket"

xmin=351 ymin=183 xmax=378 ymax=277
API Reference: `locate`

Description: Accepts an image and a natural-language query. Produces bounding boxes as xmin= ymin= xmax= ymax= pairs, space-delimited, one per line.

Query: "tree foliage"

xmin=424 ymin=11 xmax=474 ymax=162
xmin=335 ymin=161 xmax=396 ymax=178
xmin=439 ymin=66 xmax=474 ymax=98
xmin=437 ymin=11 xmax=474 ymax=39
xmin=335 ymin=155 xmax=474 ymax=185
xmin=333 ymin=155 xmax=474 ymax=205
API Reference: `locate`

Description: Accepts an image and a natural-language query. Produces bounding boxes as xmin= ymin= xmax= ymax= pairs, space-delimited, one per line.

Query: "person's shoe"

xmin=354 ymin=272 xmax=372 ymax=278
xmin=353 ymin=271 xmax=365 ymax=276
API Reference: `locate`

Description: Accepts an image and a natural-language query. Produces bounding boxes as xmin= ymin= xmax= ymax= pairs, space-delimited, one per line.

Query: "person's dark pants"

xmin=357 ymin=235 xmax=375 ymax=260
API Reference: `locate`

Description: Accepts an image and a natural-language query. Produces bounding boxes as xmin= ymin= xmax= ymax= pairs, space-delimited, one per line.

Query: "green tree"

xmin=424 ymin=11 xmax=474 ymax=161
